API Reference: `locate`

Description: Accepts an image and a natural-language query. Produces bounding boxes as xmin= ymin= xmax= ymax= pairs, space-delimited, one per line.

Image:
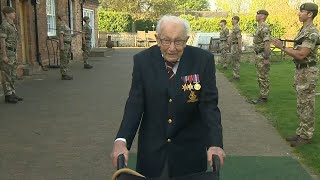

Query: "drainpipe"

xmin=68 ymin=0 xmax=71 ymax=28
xmin=32 ymin=0 xmax=45 ymax=69
xmin=80 ymin=0 xmax=84 ymax=28
xmin=80 ymin=0 xmax=84 ymax=46
xmin=0 ymin=1 xmax=2 ymax=24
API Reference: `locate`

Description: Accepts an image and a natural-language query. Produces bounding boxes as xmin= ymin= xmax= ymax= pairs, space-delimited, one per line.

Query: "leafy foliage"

xmin=98 ymin=11 xmax=132 ymax=32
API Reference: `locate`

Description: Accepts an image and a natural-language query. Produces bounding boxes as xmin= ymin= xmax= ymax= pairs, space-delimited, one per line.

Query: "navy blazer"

xmin=116 ymin=45 xmax=223 ymax=178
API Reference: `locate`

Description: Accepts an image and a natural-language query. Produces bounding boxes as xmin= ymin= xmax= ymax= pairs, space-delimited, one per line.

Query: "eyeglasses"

xmin=159 ymin=39 xmax=187 ymax=47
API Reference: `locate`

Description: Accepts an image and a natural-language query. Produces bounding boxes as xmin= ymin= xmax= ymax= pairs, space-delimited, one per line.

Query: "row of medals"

xmin=181 ymin=74 xmax=201 ymax=91
xmin=182 ymin=82 xmax=201 ymax=91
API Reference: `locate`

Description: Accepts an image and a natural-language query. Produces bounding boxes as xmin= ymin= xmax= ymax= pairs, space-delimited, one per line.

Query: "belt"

xmin=232 ymin=42 xmax=238 ymax=44
xmin=295 ymin=61 xmax=317 ymax=69
xmin=6 ymin=46 xmax=16 ymax=52
xmin=220 ymin=40 xmax=227 ymax=42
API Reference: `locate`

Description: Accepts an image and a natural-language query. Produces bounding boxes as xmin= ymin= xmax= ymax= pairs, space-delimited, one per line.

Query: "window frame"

xmin=46 ymin=0 xmax=56 ymax=36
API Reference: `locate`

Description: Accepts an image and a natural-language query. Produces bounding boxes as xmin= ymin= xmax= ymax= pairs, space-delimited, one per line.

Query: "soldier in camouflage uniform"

xmin=228 ymin=16 xmax=242 ymax=80
xmin=219 ymin=19 xmax=229 ymax=69
xmin=251 ymin=10 xmax=271 ymax=104
xmin=82 ymin=16 xmax=93 ymax=69
xmin=272 ymin=3 xmax=319 ymax=147
xmin=0 ymin=7 xmax=23 ymax=103
xmin=57 ymin=14 xmax=81 ymax=80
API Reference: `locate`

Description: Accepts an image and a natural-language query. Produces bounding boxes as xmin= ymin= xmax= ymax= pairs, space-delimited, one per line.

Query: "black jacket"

xmin=116 ymin=45 xmax=223 ymax=178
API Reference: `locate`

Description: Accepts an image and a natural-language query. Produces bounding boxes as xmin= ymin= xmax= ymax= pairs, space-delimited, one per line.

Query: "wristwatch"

xmin=281 ymin=45 xmax=286 ymax=51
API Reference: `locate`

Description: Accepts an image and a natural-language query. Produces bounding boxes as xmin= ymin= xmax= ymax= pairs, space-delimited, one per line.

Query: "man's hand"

xmin=2 ymin=56 xmax=9 ymax=64
xmin=271 ymin=38 xmax=283 ymax=49
xmin=207 ymin=146 xmax=226 ymax=167
xmin=111 ymin=140 xmax=129 ymax=169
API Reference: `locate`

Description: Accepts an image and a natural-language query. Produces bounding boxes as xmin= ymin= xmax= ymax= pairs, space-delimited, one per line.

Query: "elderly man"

xmin=272 ymin=3 xmax=319 ymax=147
xmin=111 ymin=15 xmax=225 ymax=178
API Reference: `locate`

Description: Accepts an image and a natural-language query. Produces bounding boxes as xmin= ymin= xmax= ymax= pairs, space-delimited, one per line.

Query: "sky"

xmin=209 ymin=0 xmax=217 ymax=10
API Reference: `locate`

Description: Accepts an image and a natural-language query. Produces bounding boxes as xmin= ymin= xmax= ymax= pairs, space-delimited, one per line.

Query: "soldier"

xmin=272 ymin=3 xmax=319 ymax=147
xmin=82 ymin=16 xmax=93 ymax=69
xmin=251 ymin=10 xmax=271 ymax=104
xmin=0 ymin=7 xmax=23 ymax=103
xmin=57 ymin=13 xmax=81 ymax=80
xmin=228 ymin=16 xmax=242 ymax=80
xmin=219 ymin=19 xmax=229 ymax=69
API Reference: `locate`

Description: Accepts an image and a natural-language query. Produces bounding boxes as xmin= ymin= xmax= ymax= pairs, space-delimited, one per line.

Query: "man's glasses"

xmin=159 ymin=39 xmax=187 ymax=47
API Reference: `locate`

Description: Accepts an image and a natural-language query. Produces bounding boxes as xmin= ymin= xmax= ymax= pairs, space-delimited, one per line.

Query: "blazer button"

xmin=169 ymin=99 xmax=172 ymax=103
xmin=168 ymin=119 xmax=172 ymax=123
xmin=167 ymin=139 xmax=172 ymax=143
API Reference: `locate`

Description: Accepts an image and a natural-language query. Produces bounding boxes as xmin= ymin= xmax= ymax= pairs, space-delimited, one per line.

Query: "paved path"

xmin=0 ymin=48 xmax=316 ymax=179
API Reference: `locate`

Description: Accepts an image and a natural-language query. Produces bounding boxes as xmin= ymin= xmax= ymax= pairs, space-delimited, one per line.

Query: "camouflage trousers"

xmin=60 ymin=43 xmax=71 ymax=76
xmin=0 ymin=50 xmax=17 ymax=95
xmin=83 ymin=43 xmax=91 ymax=65
xmin=255 ymin=53 xmax=270 ymax=99
xmin=231 ymin=44 xmax=240 ymax=78
xmin=220 ymin=41 xmax=228 ymax=68
xmin=294 ymin=66 xmax=319 ymax=139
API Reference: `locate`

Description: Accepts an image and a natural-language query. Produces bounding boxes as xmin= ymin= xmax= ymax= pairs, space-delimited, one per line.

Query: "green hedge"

xmin=98 ymin=11 xmax=132 ymax=32
xmin=98 ymin=10 xmax=286 ymax=37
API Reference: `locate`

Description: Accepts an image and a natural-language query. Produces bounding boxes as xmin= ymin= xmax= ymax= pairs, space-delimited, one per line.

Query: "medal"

xmin=187 ymin=91 xmax=198 ymax=103
xmin=187 ymin=75 xmax=194 ymax=91
xmin=181 ymin=76 xmax=189 ymax=91
xmin=193 ymin=74 xmax=201 ymax=91
xmin=194 ymin=83 xmax=201 ymax=90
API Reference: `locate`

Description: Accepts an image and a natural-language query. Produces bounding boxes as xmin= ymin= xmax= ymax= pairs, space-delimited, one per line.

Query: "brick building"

xmin=0 ymin=0 xmax=99 ymax=77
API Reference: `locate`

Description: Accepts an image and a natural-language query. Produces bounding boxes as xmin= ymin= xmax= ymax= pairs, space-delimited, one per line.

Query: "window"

xmin=69 ymin=0 xmax=74 ymax=34
xmin=46 ymin=0 xmax=56 ymax=36
xmin=7 ymin=0 xmax=12 ymax=7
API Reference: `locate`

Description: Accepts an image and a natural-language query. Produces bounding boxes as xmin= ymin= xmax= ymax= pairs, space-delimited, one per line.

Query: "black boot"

xmin=5 ymin=95 xmax=18 ymax=104
xmin=61 ymin=74 xmax=73 ymax=80
xmin=13 ymin=93 xmax=23 ymax=101
xmin=84 ymin=64 xmax=93 ymax=69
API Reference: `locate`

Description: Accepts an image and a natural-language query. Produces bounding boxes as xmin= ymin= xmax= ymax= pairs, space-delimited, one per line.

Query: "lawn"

xmin=217 ymin=55 xmax=320 ymax=175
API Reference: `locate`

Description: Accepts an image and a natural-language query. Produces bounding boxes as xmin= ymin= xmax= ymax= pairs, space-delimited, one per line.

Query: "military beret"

xmin=220 ymin=19 xmax=227 ymax=24
xmin=300 ymin=3 xmax=318 ymax=11
xmin=257 ymin=10 xmax=269 ymax=16
xmin=2 ymin=6 xmax=15 ymax=14
xmin=232 ymin=16 xmax=240 ymax=21
xmin=83 ymin=16 xmax=90 ymax=21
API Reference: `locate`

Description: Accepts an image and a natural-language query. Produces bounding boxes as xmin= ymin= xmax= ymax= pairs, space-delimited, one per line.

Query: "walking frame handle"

xmin=117 ymin=154 xmax=126 ymax=170
xmin=212 ymin=154 xmax=220 ymax=177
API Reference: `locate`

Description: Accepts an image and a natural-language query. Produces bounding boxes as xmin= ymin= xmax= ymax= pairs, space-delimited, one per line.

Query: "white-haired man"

xmin=111 ymin=15 xmax=225 ymax=178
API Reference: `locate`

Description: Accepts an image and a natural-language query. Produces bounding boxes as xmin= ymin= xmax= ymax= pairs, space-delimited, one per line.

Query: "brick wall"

xmin=0 ymin=0 xmax=98 ymax=78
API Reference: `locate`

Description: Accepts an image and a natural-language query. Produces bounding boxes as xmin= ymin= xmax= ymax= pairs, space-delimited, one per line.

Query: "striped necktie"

xmin=165 ymin=61 xmax=176 ymax=79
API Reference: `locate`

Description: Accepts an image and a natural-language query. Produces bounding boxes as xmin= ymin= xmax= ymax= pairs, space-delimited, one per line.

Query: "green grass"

xmin=217 ymin=59 xmax=320 ymax=175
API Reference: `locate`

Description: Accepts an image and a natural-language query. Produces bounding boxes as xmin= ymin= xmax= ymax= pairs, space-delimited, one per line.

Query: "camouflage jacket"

xmin=0 ymin=20 xmax=18 ymax=48
xmin=294 ymin=24 xmax=319 ymax=64
xmin=230 ymin=24 xmax=242 ymax=43
xmin=83 ymin=23 xmax=92 ymax=42
xmin=220 ymin=27 xmax=229 ymax=41
xmin=58 ymin=22 xmax=72 ymax=43
xmin=253 ymin=22 xmax=271 ymax=51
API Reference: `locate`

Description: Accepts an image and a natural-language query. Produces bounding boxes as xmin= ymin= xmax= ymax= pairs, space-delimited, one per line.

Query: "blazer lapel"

xmin=151 ymin=47 xmax=169 ymax=95
xmin=173 ymin=47 xmax=193 ymax=97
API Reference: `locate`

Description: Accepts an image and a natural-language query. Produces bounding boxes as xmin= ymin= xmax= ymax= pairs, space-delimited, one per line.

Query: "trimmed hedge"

xmin=98 ymin=10 xmax=286 ymax=37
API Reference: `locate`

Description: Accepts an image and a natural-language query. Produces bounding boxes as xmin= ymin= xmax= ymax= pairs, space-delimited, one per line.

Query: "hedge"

xmin=98 ymin=10 xmax=286 ymax=37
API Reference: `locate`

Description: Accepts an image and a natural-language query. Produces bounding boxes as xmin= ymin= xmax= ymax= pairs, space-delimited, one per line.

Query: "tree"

xmin=99 ymin=0 xmax=176 ymax=21
xmin=216 ymin=0 xmax=251 ymax=14
xmin=175 ymin=0 xmax=210 ymax=11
